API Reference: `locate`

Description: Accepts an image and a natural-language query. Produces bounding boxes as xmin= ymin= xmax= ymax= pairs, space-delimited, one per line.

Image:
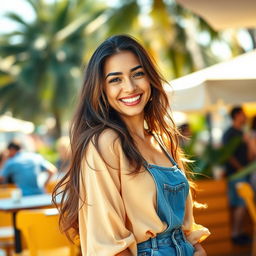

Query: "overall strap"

xmin=152 ymin=133 xmax=178 ymax=167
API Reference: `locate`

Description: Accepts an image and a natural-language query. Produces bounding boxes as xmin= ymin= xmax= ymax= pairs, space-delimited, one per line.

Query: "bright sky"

xmin=0 ymin=0 xmax=120 ymax=34
xmin=0 ymin=0 xmax=35 ymax=33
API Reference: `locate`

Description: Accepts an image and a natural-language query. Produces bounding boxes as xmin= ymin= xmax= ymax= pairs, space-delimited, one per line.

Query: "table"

xmin=0 ymin=193 xmax=60 ymax=255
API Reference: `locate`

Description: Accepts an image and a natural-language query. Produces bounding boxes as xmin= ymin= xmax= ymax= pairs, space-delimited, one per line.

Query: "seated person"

xmin=0 ymin=141 xmax=57 ymax=196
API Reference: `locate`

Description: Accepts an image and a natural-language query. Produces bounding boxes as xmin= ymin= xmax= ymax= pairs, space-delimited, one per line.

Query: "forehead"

xmin=103 ymin=51 xmax=141 ymax=74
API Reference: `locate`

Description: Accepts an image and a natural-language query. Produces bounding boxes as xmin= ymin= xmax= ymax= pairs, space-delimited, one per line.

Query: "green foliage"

xmin=37 ymin=145 xmax=58 ymax=164
xmin=188 ymin=114 xmax=207 ymax=132
xmin=0 ymin=0 xmax=106 ymax=137
xmin=104 ymin=1 xmax=140 ymax=35
xmin=0 ymin=0 xmax=245 ymax=138
xmin=229 ymin=160 xmax=256 ymax=181
xmin=184 ymin=133 xmax=242 ymax=180
xmin=0 ymin=71 xmax=14 ymax=87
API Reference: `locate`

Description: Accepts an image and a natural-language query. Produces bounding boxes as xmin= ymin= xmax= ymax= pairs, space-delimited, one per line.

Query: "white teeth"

xmin=120 ymin=95 xmax=141 ymax=103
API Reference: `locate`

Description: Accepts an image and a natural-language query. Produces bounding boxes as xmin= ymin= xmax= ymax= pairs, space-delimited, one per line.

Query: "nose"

xmin=123 ymin=77 xmax=136 ymax=92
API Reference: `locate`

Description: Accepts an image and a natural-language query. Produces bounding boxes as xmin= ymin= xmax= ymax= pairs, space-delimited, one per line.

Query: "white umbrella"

xmin=176 ymin=0 xmax=256 ymax=30
xmin=166 ymin=50 xmax=256 ymax=112
xmin=0 ymin=115 xmax=34 ymax=133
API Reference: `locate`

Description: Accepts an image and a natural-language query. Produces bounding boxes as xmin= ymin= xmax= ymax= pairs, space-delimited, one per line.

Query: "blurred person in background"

xmin=0 ymin=151 xmax=6 ymax=169
xmin=0 ymin=150 xmax=13 ymax=184
xmin=0 ymin=140 xmax=57 ymax=196
xmin=247 ymin=115 xmax=256 ymax=160
xmin=179 ymin=123 xmax=192 ymax=149
xmin=247 ymin=115 xmax=256 ymax=191
xmin=222 ymin=106 xmax=251 ymax=245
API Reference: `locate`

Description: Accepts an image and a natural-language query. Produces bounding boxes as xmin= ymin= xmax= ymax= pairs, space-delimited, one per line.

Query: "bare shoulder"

xmin=98 ymin=129 xmax=120 ymax=144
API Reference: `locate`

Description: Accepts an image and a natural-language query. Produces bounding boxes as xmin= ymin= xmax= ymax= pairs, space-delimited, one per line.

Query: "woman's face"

xmin=103 ymin=51 xmax=151 ymax=120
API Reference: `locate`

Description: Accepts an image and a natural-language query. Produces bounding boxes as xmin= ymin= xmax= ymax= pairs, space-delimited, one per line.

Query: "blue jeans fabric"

xmin=137 ymin=137 xmax=194 ymax=255
xmin=137 ymin=229 xmax=194 ymax=256
xmin=228 ymin=177 xmax=249 ymax=207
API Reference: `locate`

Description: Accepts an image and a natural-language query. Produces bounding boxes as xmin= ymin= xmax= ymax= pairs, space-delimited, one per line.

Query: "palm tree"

xmin=0 ymin=0 xmax=106 ymax=137
xmin=0 ymin=0 xmax=246 ymax=139
xmin=98 ymin=0 xmax=246 ymax=79
xmin=91 ymin=0 xmax=222 ymax=79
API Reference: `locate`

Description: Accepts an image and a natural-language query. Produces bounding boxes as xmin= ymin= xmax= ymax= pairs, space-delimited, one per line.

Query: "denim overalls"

xmin=137 ymin=138 xmax=195 ymax=256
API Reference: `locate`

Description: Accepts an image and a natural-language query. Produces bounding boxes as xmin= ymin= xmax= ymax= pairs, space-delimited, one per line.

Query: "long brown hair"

xmin=52 ymin=34 xmax=186 ymax=241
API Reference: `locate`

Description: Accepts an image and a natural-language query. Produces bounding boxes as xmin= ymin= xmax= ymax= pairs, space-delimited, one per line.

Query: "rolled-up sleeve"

xmin=182 ymin=190 xmax=211 ymax=245
xmin=79 ymin=130 xmax=137 ymax=256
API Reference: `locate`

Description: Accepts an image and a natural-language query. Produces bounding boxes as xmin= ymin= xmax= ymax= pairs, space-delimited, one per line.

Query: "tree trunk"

xmin=52 ymin=110 xmax=62 ymax=139
xmin=184 ymin=17 xmax=205 ymax=70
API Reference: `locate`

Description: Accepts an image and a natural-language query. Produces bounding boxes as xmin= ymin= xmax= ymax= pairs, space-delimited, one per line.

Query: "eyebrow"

xmin=105 ymin=65 xmax=142 ymax=79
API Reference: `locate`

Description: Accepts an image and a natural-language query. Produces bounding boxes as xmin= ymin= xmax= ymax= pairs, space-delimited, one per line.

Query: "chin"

xmin=121 ymin=111 xmax=144 ymax=118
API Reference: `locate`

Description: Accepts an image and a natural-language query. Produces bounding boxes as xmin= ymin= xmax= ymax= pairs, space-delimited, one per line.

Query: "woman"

xmin=53 ymin=35 xmax=210 ymax=256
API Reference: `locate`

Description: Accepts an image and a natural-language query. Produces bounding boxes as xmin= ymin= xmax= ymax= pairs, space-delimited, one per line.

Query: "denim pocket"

xmin=163 ymin=182 xmax=186 ymax=194
xmin=163 ymin=182 xmax=186 ymax=226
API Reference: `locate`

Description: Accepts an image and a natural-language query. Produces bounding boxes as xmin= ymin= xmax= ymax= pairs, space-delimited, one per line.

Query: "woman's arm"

xmin=182 ymin=191 xmax=210 ymax=244
xmin=193 ymin=243 xmax=207 ymax=256
xmin=116 ymin=249 xmax=132 ymax=256
xmin=79 ymin=130 xmax=136 ymax=256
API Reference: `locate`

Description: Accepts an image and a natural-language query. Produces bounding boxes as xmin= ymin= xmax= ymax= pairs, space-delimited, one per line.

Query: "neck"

xmin=121 ymin=114 xmax=146 ymax=140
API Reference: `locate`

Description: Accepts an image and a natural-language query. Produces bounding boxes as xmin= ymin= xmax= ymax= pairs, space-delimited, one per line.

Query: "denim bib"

xmin=137 ymin=136 xmax=194 ymax=256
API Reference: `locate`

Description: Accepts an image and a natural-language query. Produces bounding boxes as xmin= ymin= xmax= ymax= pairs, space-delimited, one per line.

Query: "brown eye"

xmin=109 ymin=77 xmax=121 ymax=83
xmin=133 ymin=71 xmax=145 ymax=78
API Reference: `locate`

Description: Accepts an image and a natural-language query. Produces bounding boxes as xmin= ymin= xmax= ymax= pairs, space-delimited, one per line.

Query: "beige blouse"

xmin=79 ymin=129 xmax=210 ymax=256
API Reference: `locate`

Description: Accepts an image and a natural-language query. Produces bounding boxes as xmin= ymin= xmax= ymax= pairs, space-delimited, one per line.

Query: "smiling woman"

xmin=53 ymin=35 xmax=210 ymax=256
xmin=104 ymin=51 xmax=151 ymax=120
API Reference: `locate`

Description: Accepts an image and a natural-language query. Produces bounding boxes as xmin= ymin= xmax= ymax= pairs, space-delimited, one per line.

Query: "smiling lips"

xmin=119 ymin=94 xmax=142 ymax=106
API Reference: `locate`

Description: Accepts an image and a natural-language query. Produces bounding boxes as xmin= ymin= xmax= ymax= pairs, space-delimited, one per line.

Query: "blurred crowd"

xmin=179 ymin=106 xmax=256 ymax=246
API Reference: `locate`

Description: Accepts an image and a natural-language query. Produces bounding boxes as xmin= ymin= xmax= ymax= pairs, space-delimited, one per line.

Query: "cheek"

xmin=143 ymin=80 xmax=151 ymax=98
xmin=105 ymin=86 xmax=118 ymax=104
xmin=143 ymin=78 xmax=151 ymax=90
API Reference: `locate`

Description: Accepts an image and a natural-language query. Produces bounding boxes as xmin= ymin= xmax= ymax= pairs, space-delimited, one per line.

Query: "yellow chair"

xmin=0 ymin=187 xmax=17 ymax=256
xmin=16 ymin=208 xmax=77 ymax=256
xmin=236 ymin=182 xmax=256 ymax=256
xmin=45 ymin=180 xmax=58 ymax=194
xmin=0 ymin=184 xmax=17 ymax=189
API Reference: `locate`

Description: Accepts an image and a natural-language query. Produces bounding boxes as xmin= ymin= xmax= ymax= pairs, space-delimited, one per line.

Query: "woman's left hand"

xmin=193 ymin=243 xmax=207 ymax=256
